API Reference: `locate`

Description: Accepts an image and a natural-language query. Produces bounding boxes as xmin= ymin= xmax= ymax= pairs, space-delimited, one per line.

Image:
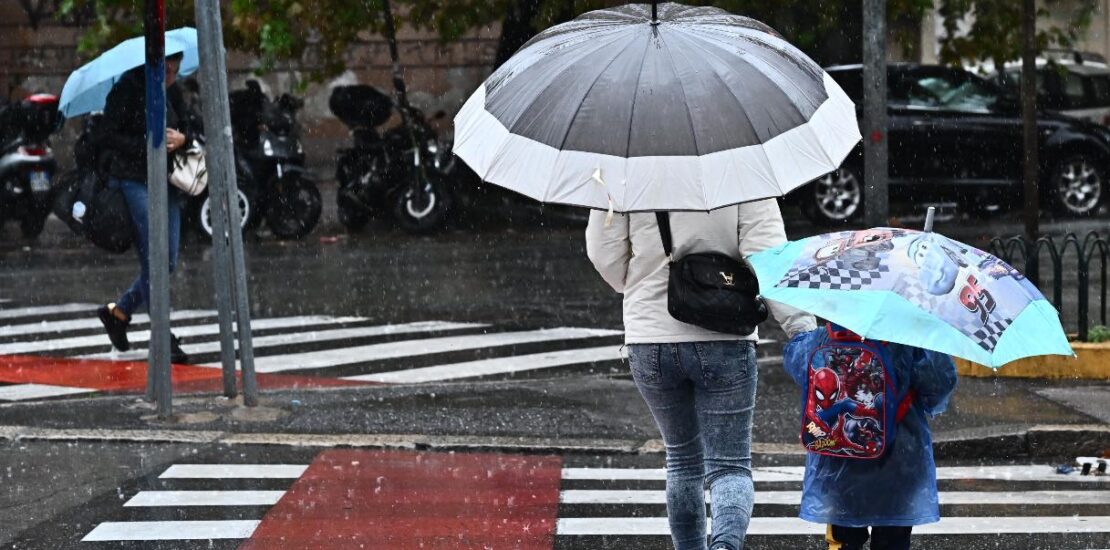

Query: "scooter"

xmin=331 ymin=85 xmax=455 ymax=234
xmin=194 ymin=81 xmax=320 ymax=240
xmin=0 ymin=94 xmax=59 ymax=238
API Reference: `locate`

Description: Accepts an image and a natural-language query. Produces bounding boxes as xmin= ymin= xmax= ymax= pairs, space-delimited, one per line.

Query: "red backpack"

xmin=801 ymin=324 xmax=915 ymax=459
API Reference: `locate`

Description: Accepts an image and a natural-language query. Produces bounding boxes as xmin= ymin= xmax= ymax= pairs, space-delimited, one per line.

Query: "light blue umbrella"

xmin=58 ymin=27 xmax=199 ymax=118
xmin=749 ymin=224 xmax=1073 ymax=368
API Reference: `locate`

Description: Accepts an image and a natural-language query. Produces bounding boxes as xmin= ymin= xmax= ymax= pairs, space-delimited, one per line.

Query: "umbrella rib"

xmin=557 ymin=31 xmax=641 ymax=153
xmin=659 ymin=32 xmax=701 ymax=158
xmin=624 ymin=29 xmax=653 ymax=159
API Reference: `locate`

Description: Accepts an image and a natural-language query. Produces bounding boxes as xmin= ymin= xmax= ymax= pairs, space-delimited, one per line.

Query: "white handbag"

xmin=170 ymin=141 xmax=208 ymax=196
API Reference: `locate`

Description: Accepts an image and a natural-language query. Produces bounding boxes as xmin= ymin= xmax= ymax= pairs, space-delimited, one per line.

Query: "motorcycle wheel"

xmin=265 ymin=175 xmax=322 ymax=239
xmin=199 ymin=189 xmax=252 ymax=240
xmin=338 ymin=198 xmax=371 ymax=233
xmin=392 ymin=174 xmax=452 ymax=234
xmin=20 ymin=211 xmax=48 ymax=239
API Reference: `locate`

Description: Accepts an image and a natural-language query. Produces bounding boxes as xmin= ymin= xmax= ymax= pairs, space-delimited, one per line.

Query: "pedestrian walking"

xmin=586 ymin=202 xmax=817 ymax=550
xmin=96 ymin=52 xmax=193 ymax=363
xmin=782 ymin=323 xmax=957 ymax=550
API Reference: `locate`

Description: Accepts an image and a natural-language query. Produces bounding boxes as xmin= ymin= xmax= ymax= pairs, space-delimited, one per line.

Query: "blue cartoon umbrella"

xmin=748 ymin=212 xmax=1072 ymax=367
xmin=58 ymin=27 xmax=199 ymax=118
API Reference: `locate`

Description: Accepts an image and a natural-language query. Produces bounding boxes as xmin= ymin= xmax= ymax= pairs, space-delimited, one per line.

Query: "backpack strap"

xmin=895 ymin=389 xmax=917 ymax=423
xmin=655 ymin=212 xmax=674 ymax=262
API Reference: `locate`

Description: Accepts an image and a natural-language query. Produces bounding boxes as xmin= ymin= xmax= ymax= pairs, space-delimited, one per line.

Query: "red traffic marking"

xmin=0 ymin=355 xmax=368 ymax=393
xmin=242 ymin=449 xmax=563 ymax=549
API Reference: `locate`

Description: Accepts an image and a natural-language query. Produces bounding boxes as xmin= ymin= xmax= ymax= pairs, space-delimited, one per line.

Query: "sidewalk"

xmin=1 ymin=358 xmax=1106 ymax=460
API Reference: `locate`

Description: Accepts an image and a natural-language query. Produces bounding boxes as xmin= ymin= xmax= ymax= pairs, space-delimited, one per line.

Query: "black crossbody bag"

xmin=656 ymin=212 xmax=769 ymax=335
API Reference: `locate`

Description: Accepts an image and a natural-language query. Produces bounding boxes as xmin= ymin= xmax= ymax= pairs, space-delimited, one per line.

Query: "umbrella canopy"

xmin=748 ymin=228 xmax=1073 ymax=368
xmin=59 ymin=28 xmax=199 ymax=119
xmin=453 ymin=3 xmax=860 ymax=212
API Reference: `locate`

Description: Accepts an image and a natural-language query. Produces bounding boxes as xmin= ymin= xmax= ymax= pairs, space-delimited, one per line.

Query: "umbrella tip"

xmin=923 ymin=206 xmax=936 ymax=233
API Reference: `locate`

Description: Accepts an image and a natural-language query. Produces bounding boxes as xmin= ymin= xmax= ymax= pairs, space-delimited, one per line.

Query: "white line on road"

xmin=0 ymin=384 xmax=96 ymax=401
xmin=0 ymin=315 xmax=365 ymax=356
xmin=555 ymin=516 xmax=1110 ymax=536
xmin=159 ymin=464 xmax=308 ymax=479
xmin=561 ymin=466 xmax=1110 ymax=483
xmin=82 ymin=520 xmax=260 ymax=541
xmin=124 ymin=490 xmax=285 ymax=507
xmin=559 ymin=489 xmax=1110 ymax=505
xmin=87 ymin=320 xmax=483 ymax=361
xmin=241 ymin=327 xmax=624 ymax=373
xmin=347 ymin=345 xmax=623 ymax=383
xmin=1 ymin=310 xmax=214 ymax=338
xmin=0 ymin=303 xmax=97 ymax=320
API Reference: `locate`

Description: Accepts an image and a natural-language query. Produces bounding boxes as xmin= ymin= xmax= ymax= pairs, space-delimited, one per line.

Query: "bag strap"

xmin=895 ymin=389 xmax=917 ymax=423
xmin=655 ymin=212 xmax=673 ymax=261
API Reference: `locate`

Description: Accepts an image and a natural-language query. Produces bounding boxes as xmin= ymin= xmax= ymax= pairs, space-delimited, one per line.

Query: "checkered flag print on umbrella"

xmin=780 ymin=264 xmax=891 ymax=291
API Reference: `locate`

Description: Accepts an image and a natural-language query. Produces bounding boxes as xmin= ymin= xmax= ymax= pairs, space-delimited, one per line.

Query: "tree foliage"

xmin=937 ymin=0 xmax=1099 ymax=71
xmin=55 ymin=0 xmax=1098 ymax=82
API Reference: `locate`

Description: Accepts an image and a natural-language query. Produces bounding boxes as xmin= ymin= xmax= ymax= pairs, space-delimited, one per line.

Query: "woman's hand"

xmin=166 ymin=128 xmax=187 ymax=153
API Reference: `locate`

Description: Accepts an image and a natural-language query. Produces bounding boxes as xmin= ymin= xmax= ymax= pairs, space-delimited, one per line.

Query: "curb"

xmin=955 ymin=342 xmax=1110 ymax=379
xmin=2 ymin=424 xmax=1106 ymax=459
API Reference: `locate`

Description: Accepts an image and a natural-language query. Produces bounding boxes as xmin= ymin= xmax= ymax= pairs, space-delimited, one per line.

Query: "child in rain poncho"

xmin=783 ymin=324 xmax=958 ymax=550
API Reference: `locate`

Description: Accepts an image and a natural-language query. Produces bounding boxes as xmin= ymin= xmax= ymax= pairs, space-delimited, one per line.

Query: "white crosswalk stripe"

xmin=82 ymin=520 xmax=261 ymax=541
xmin=124 ymin=490 xmax=285 ymax=507
xmin=83 ymin=320 xmax=487 ymax=361
xmin=239 ymin=327 xmax=623 ymax=373
xmin=0 ymin=300 xmax=628 ymax=394
xmin=0 ymin=383 xmax=97 ymax=401
xmin=557 ymin=465 xmax=1110 ymax=545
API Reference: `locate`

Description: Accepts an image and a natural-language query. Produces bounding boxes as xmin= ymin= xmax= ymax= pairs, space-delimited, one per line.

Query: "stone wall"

xmin=0 ymin=0 xmax=501 ymax=172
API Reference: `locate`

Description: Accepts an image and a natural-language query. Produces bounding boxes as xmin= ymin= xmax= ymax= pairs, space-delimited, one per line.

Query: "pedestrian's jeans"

xmin=111 ymin=178 xmax=182 ymax=317
xmin=627 ymin=340 xmax=758 ymax=550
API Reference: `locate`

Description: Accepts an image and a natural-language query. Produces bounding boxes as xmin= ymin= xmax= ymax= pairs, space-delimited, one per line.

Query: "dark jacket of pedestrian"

xmin=102 ymin=66 xmax=193 ymax=183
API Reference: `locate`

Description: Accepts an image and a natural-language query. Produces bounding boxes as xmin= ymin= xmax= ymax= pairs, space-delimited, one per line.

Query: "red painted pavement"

xmin=240 ymin=449 xmax=564 ymax=550
xmin=0 ymin=355 xmax=368 ymax=393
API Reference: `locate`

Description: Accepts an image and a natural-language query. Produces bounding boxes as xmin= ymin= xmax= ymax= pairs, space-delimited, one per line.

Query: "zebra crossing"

xmin=0 ymin=300 xmax=628 ymax=401
xmin=70 ymin=456 xmax=1110 ymax=548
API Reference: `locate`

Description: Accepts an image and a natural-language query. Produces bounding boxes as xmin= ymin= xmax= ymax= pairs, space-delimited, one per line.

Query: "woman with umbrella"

xmin=94 ymin=51 xmax=194 ymax=363
xmin=452 ymin=4 xmax=861 ymax=548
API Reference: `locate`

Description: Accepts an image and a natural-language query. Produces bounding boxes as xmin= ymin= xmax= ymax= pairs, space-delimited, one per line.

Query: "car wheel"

xmin=801 ymin=167 xmax=863 ymax=224
xmin=199 ymin=189 xmax=252 ymax=240
xmin=1050 ymin=155 xmax=1105 ymax=216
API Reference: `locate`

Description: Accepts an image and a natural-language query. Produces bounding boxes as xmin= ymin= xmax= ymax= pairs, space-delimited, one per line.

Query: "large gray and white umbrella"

xmin=454 ymin=3 xmax=861 ymax=212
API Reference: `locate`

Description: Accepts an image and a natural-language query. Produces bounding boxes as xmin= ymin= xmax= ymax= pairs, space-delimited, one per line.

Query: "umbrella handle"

xmin=923 ymin=206 xmax=936 ymax=233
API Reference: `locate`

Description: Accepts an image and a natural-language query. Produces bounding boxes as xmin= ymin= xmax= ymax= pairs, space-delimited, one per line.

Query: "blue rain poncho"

xmin=783 ymin=328 xmax=958 ymax=527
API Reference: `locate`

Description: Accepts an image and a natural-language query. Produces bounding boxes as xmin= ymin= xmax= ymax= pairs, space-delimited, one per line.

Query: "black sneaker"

xmin=170 ymin=333 xmax=190 ymax=364
xmin=97 ymin=304 xmax=131 ymax=352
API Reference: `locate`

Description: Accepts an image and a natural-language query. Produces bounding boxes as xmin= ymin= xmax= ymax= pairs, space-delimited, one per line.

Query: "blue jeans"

xmin=628 ymin=341 xmax=759 ymax=550
xmin=112 ymin=178 xmax=182 ymax=317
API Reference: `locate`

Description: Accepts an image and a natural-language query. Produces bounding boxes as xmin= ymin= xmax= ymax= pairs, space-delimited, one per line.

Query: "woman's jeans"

xmin=111 ymin=178 xmax=182 ymax=316
xmin=627 ymin=341 xmax=758 ymax=550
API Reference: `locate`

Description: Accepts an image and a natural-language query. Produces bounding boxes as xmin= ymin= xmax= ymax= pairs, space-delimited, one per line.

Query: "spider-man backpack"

xmin=801 ymin=324 xmax=915 ymax=459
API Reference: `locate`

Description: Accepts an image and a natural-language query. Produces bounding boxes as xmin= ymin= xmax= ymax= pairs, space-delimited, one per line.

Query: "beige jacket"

xmin=586 ymin=199 xmax=817 ymax=344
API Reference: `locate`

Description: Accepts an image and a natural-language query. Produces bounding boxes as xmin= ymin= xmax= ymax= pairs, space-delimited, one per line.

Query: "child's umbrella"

xmin=747 ymin=210 xmax=1072 ymax=368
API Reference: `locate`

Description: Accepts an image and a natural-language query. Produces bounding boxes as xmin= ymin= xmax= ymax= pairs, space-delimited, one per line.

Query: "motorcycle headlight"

xmin=263 ymin=139 xmax=274 ymax=157
xmin=426 ymin=140 xmax=438 ymax=154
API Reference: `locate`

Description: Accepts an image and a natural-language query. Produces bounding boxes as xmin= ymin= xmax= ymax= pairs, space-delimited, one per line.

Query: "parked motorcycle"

xmin=193 ymin=81 xmax=320 ymax=240
xmin=331 ymin=85 xmax=455 ymax=234
xmin=0 ymin=94 xmax=59 ymax=238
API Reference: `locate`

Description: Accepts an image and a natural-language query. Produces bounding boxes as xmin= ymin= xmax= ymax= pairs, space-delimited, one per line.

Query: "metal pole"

xmin=194 ymin=0 xmax=259 ymax=406
xmin=195 ymin=0 xmax=238 ymax=398
xmin=863 ymin=0 xmax=889 ymax=227
xmin=1022 ymin=0 xmax=1040 ymax=243
xmin=143 ymin=0 xmax=172 ymax=418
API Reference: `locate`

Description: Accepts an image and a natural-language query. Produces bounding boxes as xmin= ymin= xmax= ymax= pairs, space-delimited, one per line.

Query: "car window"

xmin=1064 ymin=72 xmax=1087 ymax=108
xmin=899 ymin=72 xmax=998 ymax=112
xmin=828 ymin=70 xmax=863 ymax=103
xmin=1089 ymin=75 xmax=1110 ymax=107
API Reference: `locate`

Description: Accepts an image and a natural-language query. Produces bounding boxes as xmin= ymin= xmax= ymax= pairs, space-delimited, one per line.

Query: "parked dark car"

xmin=793 ymin=63 xmax=1110 ymax=223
